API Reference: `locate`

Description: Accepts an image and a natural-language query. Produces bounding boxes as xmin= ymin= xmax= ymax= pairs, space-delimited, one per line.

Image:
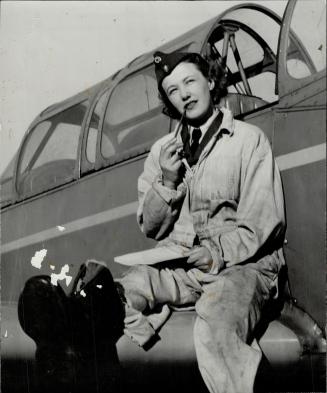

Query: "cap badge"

xmin=154 ymin=56 xmax=162 ymax=64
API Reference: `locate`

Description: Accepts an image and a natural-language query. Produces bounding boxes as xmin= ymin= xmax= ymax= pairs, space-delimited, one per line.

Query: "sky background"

xmin=0 ymin=1 xmax=287 ymax=176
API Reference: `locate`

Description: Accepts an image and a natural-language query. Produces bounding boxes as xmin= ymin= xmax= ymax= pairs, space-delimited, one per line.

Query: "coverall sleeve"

xmin=202 ymin=132 xmax=285 ymax=274
xmin=137 ymin=140 xmax=186 ymax=240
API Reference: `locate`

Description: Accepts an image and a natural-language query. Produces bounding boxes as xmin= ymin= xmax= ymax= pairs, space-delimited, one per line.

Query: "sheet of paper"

xmin=114 ymin=246 xmax=188 ymax=266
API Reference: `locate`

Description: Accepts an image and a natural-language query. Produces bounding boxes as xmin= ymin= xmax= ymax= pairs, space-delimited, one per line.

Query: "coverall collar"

xmin=175 ymin=106 xmax=235 ymax=143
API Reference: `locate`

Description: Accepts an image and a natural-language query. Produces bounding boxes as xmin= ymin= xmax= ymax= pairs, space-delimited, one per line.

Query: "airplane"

xmin=1 ymin=0 xmax=326 ymax=392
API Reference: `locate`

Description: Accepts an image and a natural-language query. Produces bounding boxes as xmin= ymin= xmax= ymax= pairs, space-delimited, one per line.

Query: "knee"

xmin=195 ymin=289 xmax=225 ymax=324
xmin=120 ymin=265 xmax=152 ymax=289
xmin=195 ymin=277 xmax=226 ymax=320
xmin=119 ymin=265 xmax=154 ymax=311
xmin=195 ymin=279 xmax=243 ymax=334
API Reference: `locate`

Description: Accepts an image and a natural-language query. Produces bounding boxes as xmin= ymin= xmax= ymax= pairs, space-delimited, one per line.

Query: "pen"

xmin=182 ymin=158 xmax=191 ymax=172
xmin=174 ymin=109 xmax=186 ymax=138
xmin=173 ymin=110 xmax=190 ymax=172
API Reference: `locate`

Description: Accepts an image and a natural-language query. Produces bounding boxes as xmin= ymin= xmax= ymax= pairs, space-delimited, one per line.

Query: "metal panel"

xmin=1 ymin=155 xmax=154 ymax=302
xmin=274 ymin=107 xmax=326 ymax=155
xmin=273 ymin=99 xmax=325 ymax=328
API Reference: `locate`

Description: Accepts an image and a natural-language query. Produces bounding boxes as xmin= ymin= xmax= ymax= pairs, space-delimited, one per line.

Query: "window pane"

xmin=215 ymin=29 xmax=264 ymax=74
xmin=20 ymin=121 xmax=52 ymax=173
xmin=0 ymin=155 xmax=16 ymax=206
xmin=144 ymin=67 xmax=161 ymax=109
xmin=248 ymin=72 xmax=278 ymax=102
xmin=287 ymin=0 xmax=326 ymax=78
xmin=86 ymin=91 xmax=109 ymax=163
xmin=222 ymin=8 xmax=282 ymax=54
xmin=105 ymin=74 xmax=148 ymax=126
xmin=18 ymin=101 xmax=88 ymax=196
xmin=86 ymin=128 xmax=98 ymax=164
xmin=210 ymin=7 xmax=282 ymax=107
xmin=213 ymin=25 xmax=275 ymax=105
xmin=101 ymin=112 xmax=169 ymax=162
xmin=101 ymin=67 xmax=166 ymax=161
xmin=234 ymin=29 xmax=264 ymax=71
xmin=286 ymin=55 xmax=311 ymax=79
xmin=33 ymin=122 xmax=79 ymax=168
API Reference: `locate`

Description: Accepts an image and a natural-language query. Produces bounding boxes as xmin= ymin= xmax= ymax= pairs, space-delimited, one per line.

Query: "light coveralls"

xmin=119 ymin=107 xmax=286 ymax=393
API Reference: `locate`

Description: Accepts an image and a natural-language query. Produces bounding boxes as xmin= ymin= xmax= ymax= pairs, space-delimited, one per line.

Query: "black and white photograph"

xmin=0 ymin=1 xmax=326 ymax=392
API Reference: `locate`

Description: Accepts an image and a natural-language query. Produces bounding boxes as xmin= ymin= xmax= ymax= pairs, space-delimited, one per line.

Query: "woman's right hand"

xmin=159 ymin=137 xmax=184 ymax=189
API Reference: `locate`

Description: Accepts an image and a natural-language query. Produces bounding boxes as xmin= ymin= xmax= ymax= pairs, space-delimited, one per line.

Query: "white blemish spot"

xmin=57 ymin=226 xmax=66 ymax=232
xmin=4 ymin=330 xmax=8 ymax=338
xmin=96 ymin=284 xmax=103 ymax=289
xmin=50 ymin=265 xmax=55 ymax=270
xmin=31 ymin=249 xmax=47 ymax=269
xmin=50 ymin=264 xmax=73 ymax=287
xmin=80 ymin=290 xmax=86 ymax=297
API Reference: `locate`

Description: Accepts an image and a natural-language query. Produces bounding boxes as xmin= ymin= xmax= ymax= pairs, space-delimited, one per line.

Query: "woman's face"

xmin=162 ymin=61 xmax=214 ymax=124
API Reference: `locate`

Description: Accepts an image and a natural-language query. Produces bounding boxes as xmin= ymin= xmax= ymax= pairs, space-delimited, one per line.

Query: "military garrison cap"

xmin=153 ymin=50 xmax=206 ymax=90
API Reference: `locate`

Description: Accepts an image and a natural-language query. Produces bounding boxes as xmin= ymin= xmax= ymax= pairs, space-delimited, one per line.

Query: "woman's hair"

xmin=159 ymin=53 xmax=228 ymax=119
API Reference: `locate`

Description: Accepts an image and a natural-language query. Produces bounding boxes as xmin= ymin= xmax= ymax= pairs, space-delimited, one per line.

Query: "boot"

xmin=70 ymin=260 xmax=125 ymax=344
xmin=69 ymin=260 xmax=125 ymax=392
xmin=18 ymin=263 xmax=125 ymax=393
xmin=18 ymin=275 xmax=78 ymax=393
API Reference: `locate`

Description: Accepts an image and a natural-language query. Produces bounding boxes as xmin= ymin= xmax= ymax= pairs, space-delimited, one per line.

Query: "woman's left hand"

xmin=186 ymin=246 xmax=213 ymax=272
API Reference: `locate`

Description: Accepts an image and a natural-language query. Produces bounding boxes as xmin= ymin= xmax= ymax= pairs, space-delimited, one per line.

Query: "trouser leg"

xmin=194 ymin=265 xmax=273 ymax=393
xmin=118 ymin=265 xmax=201 ymax=346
